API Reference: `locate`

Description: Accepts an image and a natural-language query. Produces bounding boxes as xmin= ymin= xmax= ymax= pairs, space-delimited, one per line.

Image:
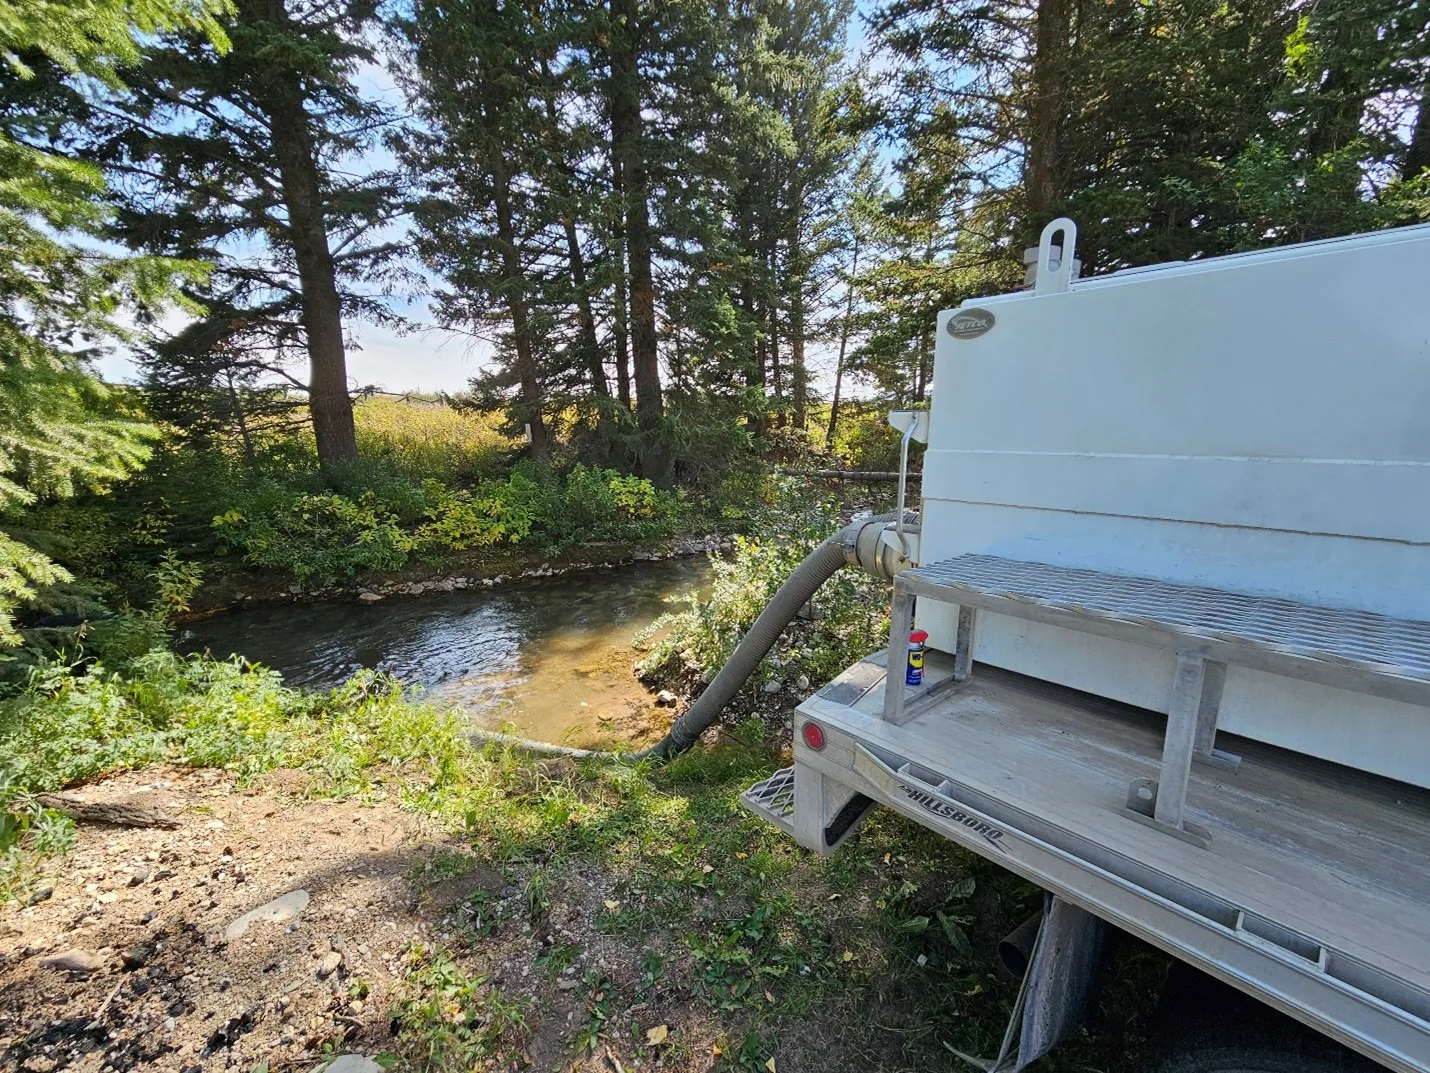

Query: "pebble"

xmin=224 ymin=889 xmax=310 ymax=940
xmin=357 ymin=592 xmax=383 ymax=603
xmin=26 ymin=886 xmax=53 ymax=906
xmin=323 ymin=1056 xmax=383 ymax=1073
xmin=317 ymin=951 xmax=343 ymax=978
xmin=763 ymin=679 xmax=783 ymax=693
xmin=654 ymin=689 xmax=678 ymax=707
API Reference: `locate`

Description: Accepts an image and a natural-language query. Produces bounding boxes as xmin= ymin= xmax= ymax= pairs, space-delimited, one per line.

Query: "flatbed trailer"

xmin=740 ymin=219 xmax=1430 ymax=1071
xmin=746 ymin=648 xmax=1430 ymax=1070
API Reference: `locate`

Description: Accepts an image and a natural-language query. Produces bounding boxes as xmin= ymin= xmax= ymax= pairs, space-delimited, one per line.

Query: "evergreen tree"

xmin=0 ymin=0 xmax=225 ymax=640
xmin=865 ymin=0 xmax=1430 ymax=343
xmin=82 ymin=0 xmax=407 ymax=466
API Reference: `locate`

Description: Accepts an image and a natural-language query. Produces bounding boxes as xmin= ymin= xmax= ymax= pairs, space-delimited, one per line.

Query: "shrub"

xmin=213 ymin=492 xmax=412 ymax=581
xmin=0 ymin=651 xmax=467 ymax=797
xmin=413 ymin=479 xmax=535 ymax=550
xmin=637 ymin=487 xmax=889 ymax=688
xmin=829 ymin=404 xmax=926 ymax=473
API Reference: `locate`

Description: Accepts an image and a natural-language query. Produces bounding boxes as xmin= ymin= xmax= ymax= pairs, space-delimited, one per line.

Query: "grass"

xmin=353 ymin=397 xmax=514 ymax=484
xmin=0 ymin=633 xmax=1168 ymax=1071
xmin=385 ymin=726 xmax=1169 ymax=1072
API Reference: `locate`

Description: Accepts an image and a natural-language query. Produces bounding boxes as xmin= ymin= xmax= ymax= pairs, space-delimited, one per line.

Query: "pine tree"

xmin=80 ymin=0 xmax=405 ymax=466
xmin=0 ymin=0 xmax=225 ymax=640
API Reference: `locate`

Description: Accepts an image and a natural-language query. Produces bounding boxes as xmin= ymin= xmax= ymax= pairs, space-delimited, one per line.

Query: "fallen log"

xmin=36 ymin=793 xmax=180 ymax=829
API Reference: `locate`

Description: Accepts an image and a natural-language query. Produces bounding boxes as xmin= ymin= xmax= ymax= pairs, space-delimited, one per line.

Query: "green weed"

xmin=395 ymin=947 xmax=530 ymax=1069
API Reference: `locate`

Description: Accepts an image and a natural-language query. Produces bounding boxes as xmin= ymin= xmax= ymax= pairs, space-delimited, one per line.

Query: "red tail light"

xmin=801 ymin=721 xmax=825 ymax=750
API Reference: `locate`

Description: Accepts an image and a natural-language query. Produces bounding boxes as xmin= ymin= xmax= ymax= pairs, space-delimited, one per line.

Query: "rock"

xmin=795 ymin=675 xmax=810 ymax=691
xmin=323 ymin=1056 xmax=384 ymax=1073
xmin=122 ymin=944 xmax=153 ymax=970
xmin=357 ymin=592 xmax=383 ymax=603
xmin=317 ymin=950 xmax=343 ymax=978
xmin=654 ymin=690 xmax=678 ymax=707
xmin=224 ymin=889 xmax=310 ymax=940
xmin=26 ymin=886 xmax=53 ymax=906
xmin=41 ymin=948 xmax=106 ymax=974
xmin=763 ymin=679 xmax=783 ymax=694
xmin=128 ymin=869 xmax=150 ymax=887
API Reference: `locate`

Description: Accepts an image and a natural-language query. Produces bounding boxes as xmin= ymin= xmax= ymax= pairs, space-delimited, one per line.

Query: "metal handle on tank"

xmin=888 ymin=410 xmax=931 ymax=559
xmin=1034 ymin=217 xmax=1079 ymax=295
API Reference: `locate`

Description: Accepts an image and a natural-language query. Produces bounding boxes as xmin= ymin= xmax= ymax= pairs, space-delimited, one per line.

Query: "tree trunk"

xmin=737 ymin=199 xmax=764 ymax=435
xmin=788 ymin=216 xmax=807 ymax=431
xmin=225 ymin=369 xmax=255 ymax=463
xmin=1025 ymin=0 xmax=1071 ymax=226
xmin=767 ymin=240 xmax=784 ymax=428
xmin=490 ymin=156 xmax=549 ymax=461
xmin=825 ymin=233 xmax=859 ymax=450
xmin=243 ymin=0 xmax=357 ymax=466
xmin=1403 ymin=83 xmax=1430 ymax=180
xmin=609 ymin=0 xmax=664 ymax=478
xmin=563 ymin=212 xmax=608 ymax=401
xmin=611 ymin=153 xmax=632 ymax=409
xmin=539 ymin=65 xmax=609 ymax=403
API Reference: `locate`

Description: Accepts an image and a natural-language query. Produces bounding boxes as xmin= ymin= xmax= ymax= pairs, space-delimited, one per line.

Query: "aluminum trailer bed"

xmin=745 ymin=648 xmax=1430 ymax=1071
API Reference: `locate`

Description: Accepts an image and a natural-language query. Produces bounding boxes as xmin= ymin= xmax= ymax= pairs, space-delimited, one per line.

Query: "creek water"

xmin=177 ymin=557 xmax=713 ymax=746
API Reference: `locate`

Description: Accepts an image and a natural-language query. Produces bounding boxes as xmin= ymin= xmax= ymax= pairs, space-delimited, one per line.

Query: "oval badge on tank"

xmin=947 ymin=307 xmax=996 ymax=340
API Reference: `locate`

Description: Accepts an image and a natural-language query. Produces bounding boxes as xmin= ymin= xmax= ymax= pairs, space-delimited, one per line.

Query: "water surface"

xmin=178 ymin=557 xmax=712 ymax=745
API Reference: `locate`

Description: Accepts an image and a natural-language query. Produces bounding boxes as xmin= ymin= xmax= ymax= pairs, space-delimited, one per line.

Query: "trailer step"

xmin=740 ymin=766 xmax=797 ymax=837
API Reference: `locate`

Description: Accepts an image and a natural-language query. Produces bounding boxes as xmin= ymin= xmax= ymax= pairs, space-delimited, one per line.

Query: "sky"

xmin=96 ymin=7 xmax=880 ymax=397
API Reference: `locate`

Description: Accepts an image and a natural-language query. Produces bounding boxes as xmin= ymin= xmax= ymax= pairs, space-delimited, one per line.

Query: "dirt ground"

xmin=0 ymin=765 xmax=761 ymax=1073
xmin=0 ymin=767 xmax=453 ymax=1073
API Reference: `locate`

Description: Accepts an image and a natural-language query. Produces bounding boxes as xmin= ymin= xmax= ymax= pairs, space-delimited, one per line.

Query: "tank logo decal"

xmin=947 ymin=308 xmax=996 ymax=340
xmin=898 ymin=783 xmax=1009 ymax=853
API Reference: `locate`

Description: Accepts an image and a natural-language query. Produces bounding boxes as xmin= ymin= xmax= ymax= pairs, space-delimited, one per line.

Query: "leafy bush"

xmin=637 ymin=488 xmax=889 ymax=688
xmin=413 ymin=479 xmax=535 ymax=550
xmin=0 ymin=651 xmax=467 ymax=796
xmin=213 ymin=492 xmax=412 ymax=581
xmin=207 ymin=462 xmax=691 ymax=582
xmin=829 ymin=404 xmax=925 ymax=473
xmin=0 ymin=771 xmax=75 ymax=903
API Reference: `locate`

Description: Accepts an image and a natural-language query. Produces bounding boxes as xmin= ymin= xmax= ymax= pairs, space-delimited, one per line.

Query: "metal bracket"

xmin=1125 ymin=777 xmax=1211 ymax=848
xmin=945 ymin=894 xmax=1111 ymax=1072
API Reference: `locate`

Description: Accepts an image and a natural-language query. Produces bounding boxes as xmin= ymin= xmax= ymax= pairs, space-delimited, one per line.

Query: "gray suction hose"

xmin=469 ymin=510 xmax=916 ymax=763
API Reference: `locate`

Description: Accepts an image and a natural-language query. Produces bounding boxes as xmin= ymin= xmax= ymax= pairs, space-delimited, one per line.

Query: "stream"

xmin=177 ymin=557 xmax=713 ymax=746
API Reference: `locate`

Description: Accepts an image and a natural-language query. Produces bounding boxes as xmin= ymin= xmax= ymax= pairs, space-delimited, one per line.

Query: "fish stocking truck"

xmin=735 ymin=219 xmax=1430 ymax=1073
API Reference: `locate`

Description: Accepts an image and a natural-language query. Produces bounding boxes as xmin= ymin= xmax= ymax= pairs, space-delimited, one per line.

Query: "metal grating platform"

xmin=740 ymin=766 xmax=796 ymax=837
xmin=909 ymin=554 xmax=1430 ymax=682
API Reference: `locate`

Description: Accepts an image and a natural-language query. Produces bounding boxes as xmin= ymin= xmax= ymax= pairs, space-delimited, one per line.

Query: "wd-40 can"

xmin=906 ymin=629 xmax=929 ymax=685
